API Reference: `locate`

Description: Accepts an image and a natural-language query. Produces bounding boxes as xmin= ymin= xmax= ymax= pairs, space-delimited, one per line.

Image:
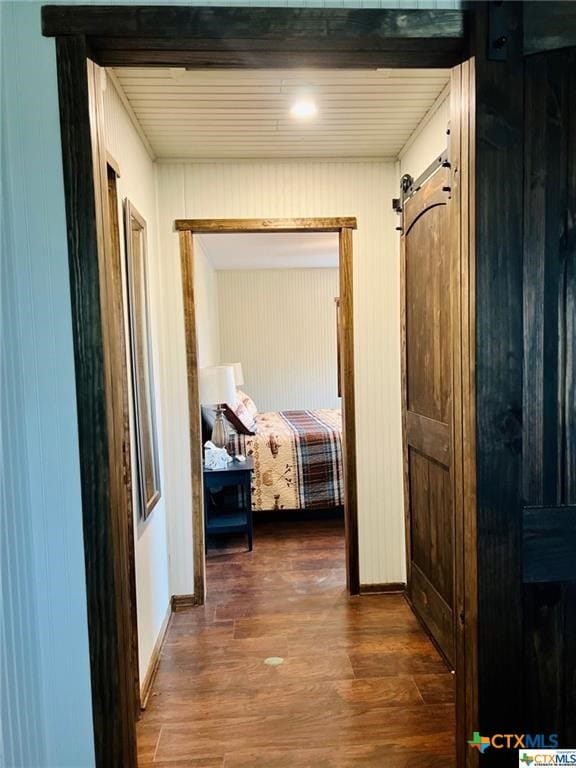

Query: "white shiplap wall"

xmin=102 ymin=77 xmax=172 ymax=684
xmin=218 ymin=268 xmax=340 ymax=412
xmin=156 ymin=160 xmax=405 ymax=584
xmin=399 ymin=95 xmax=450 ymax=180
xmin=195 ymin=237 xmax=222 ymax=367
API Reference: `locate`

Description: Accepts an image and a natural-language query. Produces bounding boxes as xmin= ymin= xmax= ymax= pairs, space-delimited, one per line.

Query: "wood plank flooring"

xmin=137 ymin=519 xmax=455 ymax=767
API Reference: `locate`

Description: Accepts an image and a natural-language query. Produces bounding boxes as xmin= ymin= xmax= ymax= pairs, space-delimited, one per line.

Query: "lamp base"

xmin=211 ymin=405 xmax=228 ymax=448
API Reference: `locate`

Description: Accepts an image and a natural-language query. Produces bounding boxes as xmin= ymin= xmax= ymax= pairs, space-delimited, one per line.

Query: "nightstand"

xmin=203 ymin=457 xmax=254 ymax=551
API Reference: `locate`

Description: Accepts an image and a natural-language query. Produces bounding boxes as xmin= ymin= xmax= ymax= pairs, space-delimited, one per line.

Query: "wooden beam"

xmin=41 ymin=7 xmax=466 ymax=68
xmin=473 ymin=1 xmax=525 ymax=741
xmin=175 ymin=217 xmax=357 ymax=234
xmin=524 ymin=1 xmax=576 ymax=56
xmin=43 ymin=6 xmax=464 ymax=40
xmin=95 ymin=49 xmax=463 ymax=69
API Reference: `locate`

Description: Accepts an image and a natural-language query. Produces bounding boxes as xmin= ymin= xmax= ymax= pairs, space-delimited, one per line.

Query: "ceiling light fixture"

xmin=290 ymin=99 xmax=317 ymax=119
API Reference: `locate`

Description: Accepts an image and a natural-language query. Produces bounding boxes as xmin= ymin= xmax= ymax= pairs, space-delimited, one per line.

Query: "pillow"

xmin=224 ymin=390 xmax=258 ymax=435
xmin=237 ymin=390 xmax=258 ymax=423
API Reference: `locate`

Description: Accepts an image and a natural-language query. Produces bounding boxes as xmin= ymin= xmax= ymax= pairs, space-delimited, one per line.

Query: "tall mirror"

xmin=124 ymin=200 xmax=161 ymax=520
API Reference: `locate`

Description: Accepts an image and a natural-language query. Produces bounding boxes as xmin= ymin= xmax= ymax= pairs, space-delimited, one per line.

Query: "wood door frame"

xmin=106 ymin=160 xmax=142 ymax=718
xmin=176 ymin=217 xmax=359 ymax=603
xmin=43 ymin=6 xmax=477 ymax=767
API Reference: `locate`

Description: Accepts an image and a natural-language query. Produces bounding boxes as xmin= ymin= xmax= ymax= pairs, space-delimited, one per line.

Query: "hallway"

xmin=137 ymin=520 xmax=455 ymax=767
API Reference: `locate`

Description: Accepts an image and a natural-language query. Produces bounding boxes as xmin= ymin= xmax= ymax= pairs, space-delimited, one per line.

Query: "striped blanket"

xmin=230 ymin=409 xmax=343 ymax=512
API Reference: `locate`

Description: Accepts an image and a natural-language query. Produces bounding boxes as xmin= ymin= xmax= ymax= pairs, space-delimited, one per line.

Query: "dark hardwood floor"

xmin=137 ymin=519 xmax=455 ymax=767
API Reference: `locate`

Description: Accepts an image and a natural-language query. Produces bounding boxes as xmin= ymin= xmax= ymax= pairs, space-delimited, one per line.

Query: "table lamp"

xmin=222 ymin=361 xmax=244 ymax=388
xmin=198 ymin=365 xmax=236 ymax=448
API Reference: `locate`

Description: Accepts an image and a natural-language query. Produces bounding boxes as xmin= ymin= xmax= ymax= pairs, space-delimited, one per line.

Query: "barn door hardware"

xmin=487 ymin=1 xmax=513 ymax=61
xmin=394 ymin=149 xmax=451 ymax=235
xmin=393 ymin=176 xmax=413 ymax=232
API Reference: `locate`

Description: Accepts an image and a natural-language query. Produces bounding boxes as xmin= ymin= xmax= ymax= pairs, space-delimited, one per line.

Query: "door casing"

xmin=176 ymin=218 xmax=359 ymax=603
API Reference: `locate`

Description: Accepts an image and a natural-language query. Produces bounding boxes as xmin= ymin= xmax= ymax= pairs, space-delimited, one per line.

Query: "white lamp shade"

xmin=221 ymin=361 xmax=244 ymax=388
xmin=198 ymin=365 xmax=236 ymax=405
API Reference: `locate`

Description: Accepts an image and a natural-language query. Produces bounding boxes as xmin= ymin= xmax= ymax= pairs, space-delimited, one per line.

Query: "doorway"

xmin=177 ymin=218 xmax=359 ymax=601
xmin=43 ymin=6 xmax=476 ymax=767
xmin=195 ymin=230 xmax=346 ymax=584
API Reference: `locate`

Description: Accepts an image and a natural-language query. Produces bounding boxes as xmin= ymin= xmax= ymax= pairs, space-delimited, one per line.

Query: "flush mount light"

xmin=290 ymin=99 xmax=317 ymax=119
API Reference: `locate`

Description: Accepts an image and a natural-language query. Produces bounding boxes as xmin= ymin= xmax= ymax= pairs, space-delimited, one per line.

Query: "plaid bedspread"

xmin=230 ymin=409 xmax=343 ymax=512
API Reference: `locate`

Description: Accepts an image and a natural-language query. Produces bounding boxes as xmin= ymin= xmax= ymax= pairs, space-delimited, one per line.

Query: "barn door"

xmin=401 ymin=159 xmax=456 ymax=667
xmin=520 ymin=47 xmax=576 ymax=743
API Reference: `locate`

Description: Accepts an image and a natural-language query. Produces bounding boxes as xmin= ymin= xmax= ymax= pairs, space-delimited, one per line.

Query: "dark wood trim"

xmin=43 ymin=6 xmax=465 ymax=39
xmin=359 ymin=582 xmax=406 ymax=594
xmin=524 ymin=1 xmax=576 ymax=56
xmin=335 ymin=298 xmax=342 ymax=399
xmin=98 ymin=50 xmax=464 ymax=69
xmin=175 ymin=217 xmax=357 ymax=234
xmin=179 ymin=230 xmax=206 ymax=606
xmin=176 ymin=219 xmax=360 ymax=597
xmin=339 ymin=226 xmax=360 ymax=596
xmin=139 ymin=605 xmax=172 ymax=709
xmin=106 ymin=163 xmax=141 ymax=720
xmin=473 ymin=1 xmax=525 ymax=741
xmin=55 ymin=38 xmax=137 ymax=768
xmin=42 ymin=7 xmax=465 ymax=68
xmin=171 ymin=594 xmax=203 ymax=611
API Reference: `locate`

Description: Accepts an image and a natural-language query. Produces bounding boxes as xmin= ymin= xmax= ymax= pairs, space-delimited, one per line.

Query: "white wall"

xmin=218 ymin=268 xmax=340 ymax=412
xmin=102 ymin=77 xmax=171 ymax=684
xmin=399 ymin=94 xmax=450 ymax=180
xmin=157 ymin=160 xmax=405 ymax=585
xmin=195 ymin=237 xmax=221 ymax=367
xmin=1 ymin=4 xmax=95 ymax=766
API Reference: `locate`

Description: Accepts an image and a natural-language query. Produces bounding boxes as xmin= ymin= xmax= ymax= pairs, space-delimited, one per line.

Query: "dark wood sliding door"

xmin=402 ymin=163 xmax=456 ymax=667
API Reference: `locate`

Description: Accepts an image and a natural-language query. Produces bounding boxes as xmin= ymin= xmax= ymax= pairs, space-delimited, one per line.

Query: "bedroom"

xmin=193 ymin=230 xmax=345 ymax=590
xmin=99 ymin=62 xmax=453 ymax=761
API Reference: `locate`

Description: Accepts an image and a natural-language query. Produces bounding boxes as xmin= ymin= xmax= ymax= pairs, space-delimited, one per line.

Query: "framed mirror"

xmin=124 ymin=200 xmax=161 ymax=520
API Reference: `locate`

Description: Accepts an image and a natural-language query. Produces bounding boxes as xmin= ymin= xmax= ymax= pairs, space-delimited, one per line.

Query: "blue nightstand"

xmin=203 ymin=457 xmax=254 ymax=551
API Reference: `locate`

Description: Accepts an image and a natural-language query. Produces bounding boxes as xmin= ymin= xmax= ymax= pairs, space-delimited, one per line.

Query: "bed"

xmin=202 ymin=392 xmax=343 ymax=512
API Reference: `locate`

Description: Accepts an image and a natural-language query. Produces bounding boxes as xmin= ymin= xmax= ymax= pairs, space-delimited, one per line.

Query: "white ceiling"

xmin=198 ymin=232 xmax=339 ymax=270
xmin=111 ymin=67 xmax=450 ymax=160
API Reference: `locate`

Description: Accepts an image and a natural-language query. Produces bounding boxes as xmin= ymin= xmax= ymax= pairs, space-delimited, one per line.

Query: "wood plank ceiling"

xmin=111 ymin=67 xmax=450 ymax=159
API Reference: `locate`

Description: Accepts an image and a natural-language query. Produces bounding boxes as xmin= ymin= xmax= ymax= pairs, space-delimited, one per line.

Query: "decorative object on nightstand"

xmin=203 ymin=457 xmax=255 ymax=551
xmin=198 ymin=365 xmax=236 ymax=448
